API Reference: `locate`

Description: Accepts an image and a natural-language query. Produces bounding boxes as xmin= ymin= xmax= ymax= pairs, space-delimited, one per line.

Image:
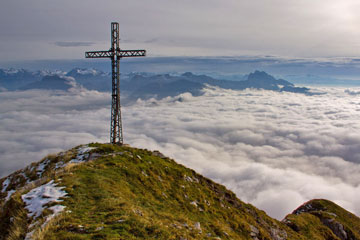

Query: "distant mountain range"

xmin=0 ymin=68 xmax=310 ymax=100
xmin=0 ymin=68 xmax=66 ymax=91
xmin=19 ymin=75 xmax=78 ymax=91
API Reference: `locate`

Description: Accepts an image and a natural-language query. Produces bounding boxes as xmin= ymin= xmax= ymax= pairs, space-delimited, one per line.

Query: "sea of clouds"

xmin=1 ymin=86 xmax=360 ymax=220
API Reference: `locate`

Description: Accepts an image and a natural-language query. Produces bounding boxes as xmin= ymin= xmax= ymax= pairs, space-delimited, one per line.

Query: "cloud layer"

xmin=1 ymin=87 xmax=360 ymax=220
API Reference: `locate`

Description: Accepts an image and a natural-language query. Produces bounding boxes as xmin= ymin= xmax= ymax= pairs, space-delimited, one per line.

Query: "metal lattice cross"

xmin=85 ymin=22 xmax=146 ymax=144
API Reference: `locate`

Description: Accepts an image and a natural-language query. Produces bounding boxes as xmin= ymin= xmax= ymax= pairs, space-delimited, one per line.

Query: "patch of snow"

xmin=76 ymin=68 xmax=98 ymax=75
xmin=42 ymin=205 xmax=66 ymax=227
xmin=4 ymin=68 xmax=19 ymax=74
xmin=54 ymin=161 xmax=65 ymax=170
xmin=78 ymin=146 xmax=95 ymax=155
xmin=68 ymin=159 xmax=84 ymax=164
xmin=5 ymin=190 xmax=16 ymax=202
xmin=1 ymin=178 xmax=10 ymax=192
xmin=25 ymin=230 xmax=35 ymax=240
xmin=68 ymin=146 xmax=96 ymax=164
xmin=37 ymin=70 xmax=66 ymax=77
xmin=25 ymin=221 xmax=39 ymax=239
xmin=22 ymin=180 xmax=67 ymax=219
xmin=36 ymin=159 xmax=49 ymax=177
xmin=49 ymin=205 xmax=66 ymax=215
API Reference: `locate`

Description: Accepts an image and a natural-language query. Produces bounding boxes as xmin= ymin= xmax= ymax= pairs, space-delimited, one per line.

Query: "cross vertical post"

xmin=85 ymin=22 xmax=146 ymax=145
xmin=110 ymin=22 xmax=122 ymax=144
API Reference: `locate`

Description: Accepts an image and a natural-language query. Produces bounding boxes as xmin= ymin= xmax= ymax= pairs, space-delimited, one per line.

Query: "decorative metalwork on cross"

xmin=85 ymin=22 xmax=146 ymax=145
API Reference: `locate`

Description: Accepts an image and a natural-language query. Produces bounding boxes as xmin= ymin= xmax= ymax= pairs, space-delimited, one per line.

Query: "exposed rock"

xmin=184 ymin=175 xmax=193 ymax=182
xmin=270 ymin=227 xmax=288 ymax=240
xmin=250 ymin=224 xmax=259 ymax=237
xmin=321 ymin=218 xmax=349 ymax=240
xmin=152 ymin=150 xmax=166 ymax=159
xmin=194 ymin=222 xmax=201 ymax=231
xmin=133 ymin=209 xmax=143 ymax=216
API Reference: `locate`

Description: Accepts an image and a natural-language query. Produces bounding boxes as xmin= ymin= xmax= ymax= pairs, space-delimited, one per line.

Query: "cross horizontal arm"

xmin=118 ymin=50 xmax=146 ymax=57
xmin=85 ymin=51 xmax=113 ymax=58
xmin=85 ymin=50 xmax=146 ymax=58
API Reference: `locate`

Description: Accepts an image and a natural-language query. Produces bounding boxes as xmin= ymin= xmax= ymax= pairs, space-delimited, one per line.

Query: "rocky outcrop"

xmin=284 ymin=199 xmax=360 ymax=240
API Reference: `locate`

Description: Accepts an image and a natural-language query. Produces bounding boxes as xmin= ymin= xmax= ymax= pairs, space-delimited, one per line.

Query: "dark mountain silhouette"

xmin=0 ymin=69 xmax=42 ymax=90
xmin=66 ymin=68 xmax=111 ymax=92
xmin=0 ymin=68 xmax=310 ymax=99
xmin=20 ymin=75 xmax=78 ymax=91
xmin=123 ymin=70 xmax=309 ymax=101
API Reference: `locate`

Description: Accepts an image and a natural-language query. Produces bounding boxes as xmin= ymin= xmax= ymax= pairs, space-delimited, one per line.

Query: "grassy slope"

xmin=42 ymin=143 xmax=299 ymax=239
xmin=1 ymin=143 xmax=359 ymax=239
xmin=284 ymin=199 xmax=360 ymax=240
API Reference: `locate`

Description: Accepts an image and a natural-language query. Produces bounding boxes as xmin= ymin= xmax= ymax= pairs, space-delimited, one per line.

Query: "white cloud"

xmin=2 ymin=87 xmax=360 ymax=220
xmin=125 ymin=87 xmax=360 ymax=219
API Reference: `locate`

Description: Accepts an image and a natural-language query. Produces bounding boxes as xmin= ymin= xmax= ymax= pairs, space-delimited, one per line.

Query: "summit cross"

xmin=85 ymin=22 xmax=146 ymax=145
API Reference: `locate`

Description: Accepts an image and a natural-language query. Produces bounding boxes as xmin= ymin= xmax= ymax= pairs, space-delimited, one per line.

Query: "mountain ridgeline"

xmin=1 ymin=143 xmax=360 ymax=239
xmin=0 ymin=68 xmax=310 ymax=102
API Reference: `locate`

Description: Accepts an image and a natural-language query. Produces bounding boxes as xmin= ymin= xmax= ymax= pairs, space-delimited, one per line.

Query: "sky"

xmin=2 ymin=87 xmax=360 ymax=220
xmin=1 ymin=0 xmax=360 ymax=61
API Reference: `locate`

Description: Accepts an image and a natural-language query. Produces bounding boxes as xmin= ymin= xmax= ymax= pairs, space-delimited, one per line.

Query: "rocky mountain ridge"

xmin=0 ymin=68 xmax=310 ymax=99
xmin=1 ymin=143 xmax=359 ymax=239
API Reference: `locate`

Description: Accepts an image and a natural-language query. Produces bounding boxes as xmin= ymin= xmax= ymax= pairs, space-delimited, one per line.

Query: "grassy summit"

xmin=0 ymin=143 xmax=359 ymax=239
xmin=284 ymin=199 xmax=360 ymax=240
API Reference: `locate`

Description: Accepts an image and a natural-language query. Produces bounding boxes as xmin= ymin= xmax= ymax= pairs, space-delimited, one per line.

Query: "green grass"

xmin=2 ymin=143 xmax=360 ymax=239
xmin=284 ymin=199 xmax=360 ymax=240
xmin=36 ymin=144 xmax=298 ymax=239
